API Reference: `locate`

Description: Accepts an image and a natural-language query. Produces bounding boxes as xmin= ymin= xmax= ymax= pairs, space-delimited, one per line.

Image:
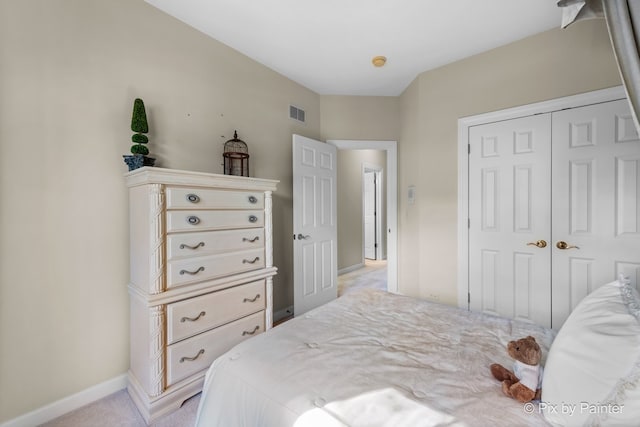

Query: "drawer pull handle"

xmin=180 ymin=242 xmax=205 ymax=250
xmin=243 ymin=257 xmax=260 ymax=264
xmin=242 ymin=326 xmax=260 ymax=336
xmin=180 ymin=266 xmax=205 ymax=275
xmin=187 ymin=215 xmax=200 ymax=225
xmin=248 ymin=215 xmax=258 ymax=223
xmin=248 ymin=195 xmax=258 ymax=204
xmin=242 ymin=236 xmax=260 ymax=243
xmin=181 ymin=311 xmax=206 ymax=323
xmin=180 ymin=349 xmax=205 ymax=363
xmin=186 ymin=193 xmax=200 ymax=203
xmin=243 ymin=294 xmax=261 ymax=303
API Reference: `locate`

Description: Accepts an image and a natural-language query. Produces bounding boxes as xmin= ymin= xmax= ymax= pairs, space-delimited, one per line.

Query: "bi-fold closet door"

xmin=469 ymin=98 xmax=640 ymax=329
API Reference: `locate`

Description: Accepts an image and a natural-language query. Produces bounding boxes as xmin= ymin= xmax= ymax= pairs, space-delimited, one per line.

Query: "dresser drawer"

xmin=167 ymin=280 xmax=266 ymax=344
xmin=166 ymin=311 xmax=264 ymax=386
xmin=166 ymin=210 xmax=264 ymax=233
xmin=167 ymin=248 xmax=265 ymax=289
xmin=167 ymin=229 xmax=264 ymax=260
xmin=166 ymin=187 xmax=264 ymax=210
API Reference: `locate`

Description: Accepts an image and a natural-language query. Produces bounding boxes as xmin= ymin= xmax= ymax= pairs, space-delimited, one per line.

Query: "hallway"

xmin=338 ymin=260 xmax=387 ymax=296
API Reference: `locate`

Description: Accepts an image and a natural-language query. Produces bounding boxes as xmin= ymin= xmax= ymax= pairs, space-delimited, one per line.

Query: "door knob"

xmin=526 ymin=240 xmax=547 ymax=248
xmin=556 ymin=241 xmax=579 ymax=250
xmin=297 ymin=234 xmax=311 ymax=240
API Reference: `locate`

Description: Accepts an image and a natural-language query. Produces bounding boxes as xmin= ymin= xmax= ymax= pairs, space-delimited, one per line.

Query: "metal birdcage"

xmin=223 ymin=130 xmax=249 ymax=177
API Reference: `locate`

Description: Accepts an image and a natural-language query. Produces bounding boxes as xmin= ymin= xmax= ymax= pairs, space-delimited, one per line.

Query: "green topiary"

xmin=132 ymin=133 xmax=149 ymax=144
xmin=130 ymin=98 xmax=149 ymax=155
xmin=131 ymin=144 xmax=149 ymax=155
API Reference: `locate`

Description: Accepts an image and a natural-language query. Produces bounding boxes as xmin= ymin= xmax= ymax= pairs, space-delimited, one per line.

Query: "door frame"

xmin=328 ymin=139 xmax=398 ymax=294
xmin=457 ymin=86 xmax=626 ymax=309
xmin=363 ymin=163 xmax=383 ymax=261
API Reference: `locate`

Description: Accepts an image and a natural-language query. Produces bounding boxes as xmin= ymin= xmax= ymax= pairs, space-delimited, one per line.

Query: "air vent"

xmin=289 ymin=105 xmax=305 ymax=123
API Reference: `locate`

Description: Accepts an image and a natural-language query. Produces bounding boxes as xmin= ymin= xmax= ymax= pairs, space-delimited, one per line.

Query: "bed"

xmin=194 ymin=288 xmax=556 ymax=426
xmin=195 ymin=277 xmax=640 ymax=426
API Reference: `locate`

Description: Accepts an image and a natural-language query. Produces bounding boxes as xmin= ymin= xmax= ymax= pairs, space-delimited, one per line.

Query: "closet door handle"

xmin=556 ymin=241 xmax=579 ymax=250
xmin=526 ymin=240 xmax=547 ymax=248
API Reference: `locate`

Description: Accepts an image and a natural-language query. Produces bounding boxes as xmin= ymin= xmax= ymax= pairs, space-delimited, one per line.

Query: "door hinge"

xmin=468 ymin=292 xmax=471 ymax=304
xmin=468 ymin=144 xmax=471 ymax=154
xmin=468 ymin=218 xmax=470 ymax=229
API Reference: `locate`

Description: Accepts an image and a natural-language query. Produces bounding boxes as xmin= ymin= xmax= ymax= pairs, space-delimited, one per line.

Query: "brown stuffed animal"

xmin=490 ymin=336 xmax=543 ymax=403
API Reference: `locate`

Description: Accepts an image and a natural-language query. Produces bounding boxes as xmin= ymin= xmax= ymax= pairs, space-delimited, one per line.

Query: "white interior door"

xmin=364 ymin=171 xmax=376 ymax=260
xmin=293 ymin=134 xmax=338 ymax=316
xmin=468 ymin=114 xmax=552 ymax=327
xmin=551 ymin=99 xmax=640 ymax=327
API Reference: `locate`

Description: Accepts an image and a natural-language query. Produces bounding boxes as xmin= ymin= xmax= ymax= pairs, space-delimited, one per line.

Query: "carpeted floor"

xmin=338 ymin=259 xmax=387 ymax=296
xmin=40 ymin=261 xmax=387 ymax=426
xmin=40 ymin=390 xmax=200 ymax=427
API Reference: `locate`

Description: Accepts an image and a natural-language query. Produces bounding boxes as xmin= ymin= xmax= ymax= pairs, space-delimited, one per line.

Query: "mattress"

xmin=195 ymin=289 xmax=556 ymax=427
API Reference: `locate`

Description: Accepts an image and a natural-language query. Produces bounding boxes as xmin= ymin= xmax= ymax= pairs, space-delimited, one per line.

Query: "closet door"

xmin=468 ymin=114 xmax=552 ymax=327
xmin=551 ymin=99 xmax=640 ymax=328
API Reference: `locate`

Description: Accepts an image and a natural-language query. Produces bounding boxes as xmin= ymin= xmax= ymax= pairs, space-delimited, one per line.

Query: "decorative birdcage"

xmin=223 ymin=130 xmax=249 ymax=177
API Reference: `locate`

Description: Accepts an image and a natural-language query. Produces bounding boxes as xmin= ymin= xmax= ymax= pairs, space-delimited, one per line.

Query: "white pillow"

xmin=541 ymin=276 xmax=640 ymax=426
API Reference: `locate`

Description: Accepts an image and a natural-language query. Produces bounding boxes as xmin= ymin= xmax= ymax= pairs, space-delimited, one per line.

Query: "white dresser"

xmin=124 ymin=167 xmax=278 ymax=423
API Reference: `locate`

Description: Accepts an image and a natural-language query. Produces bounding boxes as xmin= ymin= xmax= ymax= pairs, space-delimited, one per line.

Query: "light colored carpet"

xmin=40 ymin=390 xmax=199 ymax=427
xmin=338 ymin=259 xmax=387 ymax=296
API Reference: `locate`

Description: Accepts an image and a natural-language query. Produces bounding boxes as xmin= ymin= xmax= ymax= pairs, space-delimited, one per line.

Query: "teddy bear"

xmin=490 ymin=335 xmax=543 ymax=403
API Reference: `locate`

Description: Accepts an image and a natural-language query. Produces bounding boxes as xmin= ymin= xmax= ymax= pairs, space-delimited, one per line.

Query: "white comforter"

xmin=196 ymin=289 xmax=555 ymax=427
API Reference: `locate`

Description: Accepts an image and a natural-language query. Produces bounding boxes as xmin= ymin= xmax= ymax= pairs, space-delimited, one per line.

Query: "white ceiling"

xmin=145 ymin=0 xmax=563 ymax=96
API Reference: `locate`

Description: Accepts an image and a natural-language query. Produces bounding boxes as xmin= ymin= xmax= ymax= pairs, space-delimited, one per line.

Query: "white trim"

xmin=0 ymin=375 xmax=127 ymax=427
xmin=338 ymin=262 xmax=366 ymax=275
xmin=457 ymin=85 xmax=627 ymax=309
xmin=328 ymin=139 xmax=398 ymax=294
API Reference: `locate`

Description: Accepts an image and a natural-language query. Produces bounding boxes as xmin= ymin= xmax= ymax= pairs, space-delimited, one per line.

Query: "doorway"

xmin=328 ymin=140 xmax=397 ymax=294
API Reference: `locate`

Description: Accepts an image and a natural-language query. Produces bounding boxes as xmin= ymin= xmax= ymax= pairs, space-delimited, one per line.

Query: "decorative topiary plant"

xmin=130 ymin=98 xmax=149 ymax=155
xmin=123 ymin=98 xmax=155 ymax=171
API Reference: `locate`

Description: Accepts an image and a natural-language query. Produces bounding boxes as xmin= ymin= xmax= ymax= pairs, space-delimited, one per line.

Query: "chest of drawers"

xmin=124 ymin=167 xmax=278 ymax=423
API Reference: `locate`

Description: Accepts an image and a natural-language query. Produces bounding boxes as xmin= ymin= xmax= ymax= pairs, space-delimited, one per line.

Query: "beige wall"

xmin=319 ymin=95 xmax=399 ymax=271
xmin=397 ymin=19 xmax=622 ymax=303
xmin=320 ymin=95 xmax=400 ymax=142
xmin=0 ymin=0 xmax=320 ymax=422
xmin=337 ymin=150 xmax=387 ymax=270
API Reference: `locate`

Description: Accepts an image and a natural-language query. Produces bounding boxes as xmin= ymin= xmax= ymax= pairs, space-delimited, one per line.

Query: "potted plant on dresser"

xmin=123 ymin=98 xmax=155 ymax=171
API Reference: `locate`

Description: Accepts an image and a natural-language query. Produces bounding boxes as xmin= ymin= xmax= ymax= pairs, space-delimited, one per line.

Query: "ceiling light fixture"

xmin=372 ymin=56 xmax=387 ymax=67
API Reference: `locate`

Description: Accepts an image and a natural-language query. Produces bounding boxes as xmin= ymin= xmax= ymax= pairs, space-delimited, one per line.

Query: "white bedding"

xmin=195 ymin=289 xmax=556 ymax=427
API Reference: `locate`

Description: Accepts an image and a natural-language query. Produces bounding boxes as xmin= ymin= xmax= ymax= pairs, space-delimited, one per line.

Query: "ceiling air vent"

xmin=289 ymin=105 xmax=305 ymax=123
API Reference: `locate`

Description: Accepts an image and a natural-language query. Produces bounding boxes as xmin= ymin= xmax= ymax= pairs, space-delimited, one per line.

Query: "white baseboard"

xmin=0 ymin=374 xmax=127 ymax=427
xmin=274 ymin=305 xmax=294 ymax=321
xmin=338 ymin=263 xmax=364 ymax=275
